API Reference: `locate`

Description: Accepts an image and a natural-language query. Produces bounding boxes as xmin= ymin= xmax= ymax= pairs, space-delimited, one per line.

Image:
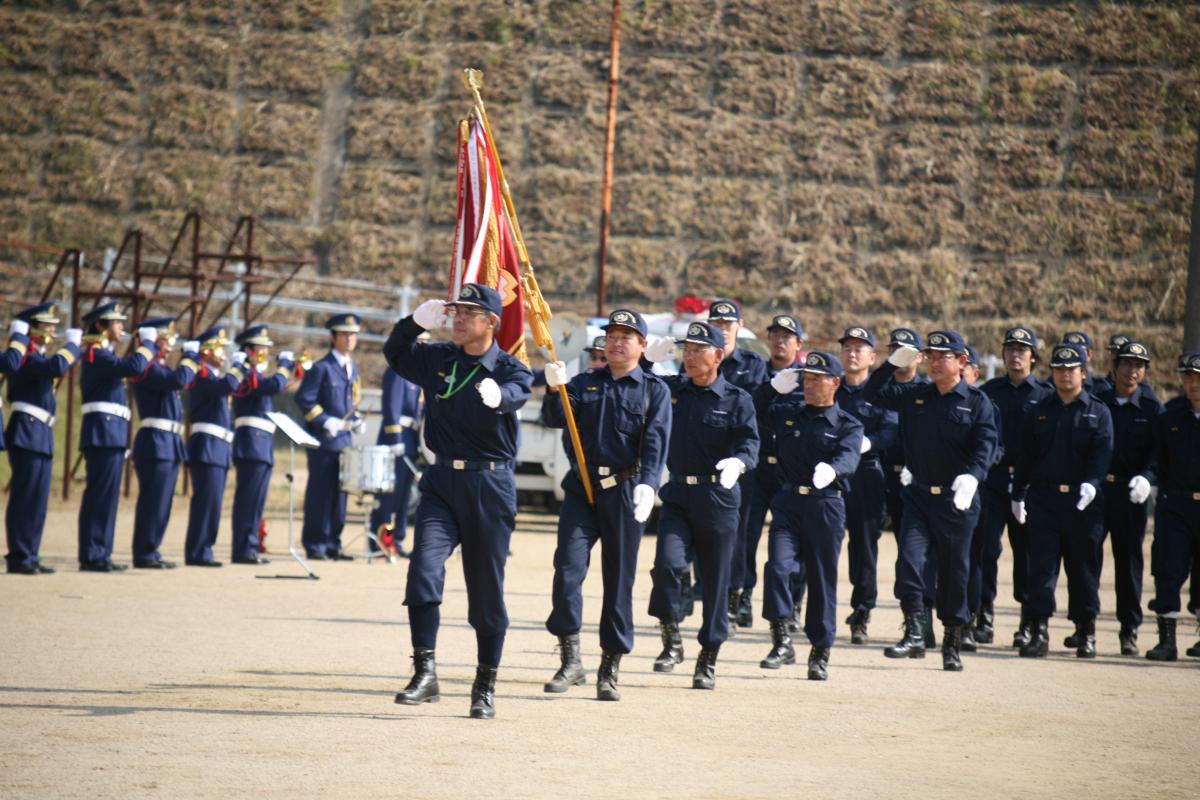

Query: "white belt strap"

xmin=141 ymin=417 xmax=184 ymax=436
xmin=192 ymin=422 xmax=234 ymax=443
xmin=234 ymin=416 xmax=277 ymax=434
xmin=81 ymin=401 xmax=132 ymax=421
xmin=11 ymin=401 xmax=55 ymax=426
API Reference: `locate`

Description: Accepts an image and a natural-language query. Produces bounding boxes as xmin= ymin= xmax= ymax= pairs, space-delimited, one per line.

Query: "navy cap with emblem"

xmin=236 ymin=324 xmax=274 ymax=347
xmin=1115 ymin=341 xmax=1150 ymax=364
xmin=838 ymin=325 xmax=876 ymax=348
xmin=81 ymin=301 xmax=127 ymax=327
xmin=602 ymin=308 xmax=648 ymax=338
xmin=326 ymin=312 xmax=362 ymax=333
xmin=585 ymin=335 xmax=606 ymax=353
xmin=1062 ymin=331 xmax=1093 ymax=353
xmin=889 ymin=328 xmax=922 ymax=349
xmin=924 ymin=329 xmax=966 ymax=354
xmin=1107 ymin=333 xmax=1131 ymax=353
xmin=197 ymin=326 xmax=231 ymax=349
xmin=707 ymin=299 xmax=741 ymax=322
xmin=800 ymin=351 xmax=844 ymax=379
xmin=682 ymin=321 xmax=723 ymax=349
xmin=1050 ymin=342 xmax=1087 ymax=368
xmin=1177 ymin=352 xmax=1200 ymax=374
xmin=767 ymin=314 xmax=804 ymax=339
xmin=448 ymin=283 xmax=503 ymax=318
xmin=17 ymin=301 xmax=61 ymax=326
xmin=1002 ymin=326 xmax=1039 ymax=350
xmin=965 ymin=345 xmax=980 ymax=367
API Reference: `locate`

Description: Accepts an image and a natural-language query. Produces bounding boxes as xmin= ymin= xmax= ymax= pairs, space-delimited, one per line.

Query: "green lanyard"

xmin=437 ymin=360 xmax=481 ymax=400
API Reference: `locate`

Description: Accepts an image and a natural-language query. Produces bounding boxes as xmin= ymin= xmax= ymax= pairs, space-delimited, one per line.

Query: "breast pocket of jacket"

xmin=614 ymin=395 xmax=645 ymax=437
xmin=1072 ymin=417 xmax=1101 ymax=447
xmin=699 ymin=408 xmax=732 ymax=446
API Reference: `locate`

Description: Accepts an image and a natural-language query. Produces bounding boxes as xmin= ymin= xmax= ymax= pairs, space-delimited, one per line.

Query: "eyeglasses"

xmin=588 ymin=353 xmax=607 ymax=363
xmin=447 ymin=306 xmax=490 ymax=319
xmin=924 ymin=351 xmax=959 ymax=362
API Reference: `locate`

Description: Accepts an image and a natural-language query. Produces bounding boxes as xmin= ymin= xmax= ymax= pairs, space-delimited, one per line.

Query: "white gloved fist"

xmin=412 ymin=299 xmax=447 ymax=330
xmin=137 ymin=326 xmax=157 ymax=344
xmin=632 ymin=483 xmax=656 ymax=523
xmin=278 ymin=350 xmax=294 ymax=363
xmin=1076 ymin=482 xmax=1097 ymax=511
xmin=390 ymin=442 xmax=406 ymax=457
xmin=544 ymin=360 xmax=568 ymax=388
xmin=860 ymin=436 xmax=872 ymax=454
xmin=716 ymin=457 xmax=745 ymax=490
xmin=10 ymin=319 xmax=29 ymax=336
xmin=322 ymin=417 xmax=342 ymax=437
xmin=230 ymin=351 xmax=248 ymax=367
xmin=812 ymin=462 xmax=836 ymax=490
xmin=900 ymin=466 xmax=913 ymax=487
xmin=951 ymin=473 xmax=979 ymax=512
xmin=350 ymin=417 xmax=366 ymax=435
xmin=1011 ymin=499 xmax=1027 ymax=525
xmin=182 ymin=340 xmax=200 ymax=355
xmin=477 ymin=377 xmax=501 ymax=408
xmin=770 ymin=369 xmax=800 ymax=395
xmin=887 ymin=345 xmax=921 ymax=368
xmin=644 ymin=336 xmax=675 ymax=364
xmin=1128 ymin=475 xmax=1151 ymax=505
xmin=66 ymin=328 xmax=82 ymax=346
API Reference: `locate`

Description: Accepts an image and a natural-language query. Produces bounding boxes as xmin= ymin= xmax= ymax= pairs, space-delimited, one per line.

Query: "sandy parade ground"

xmin=2 ymin=492 xmax=1198 ymax=800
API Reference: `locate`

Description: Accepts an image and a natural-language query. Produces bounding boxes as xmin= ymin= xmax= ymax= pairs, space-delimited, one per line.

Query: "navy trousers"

xmin=185 ymin=463 xmax=228 ymax=564
xmin=896 ymin=486 xmax=978 ymax=626
xmin=1024 ymin=486 xmax=1105 ymax=621
xmin=846 ymin=460 xmax=886 ymax=612
xmin=762 ymin=492 xmax=845 ymax=647
xmin=369 ymin=455 xmax=417 ymax=543
xmin=1149 ymin=491 xmax=1200 ymax=616
xmin=232 ymin=460 xmax=272 ymax=560
xmin=969 ymin=483 xmax=1009 ymax=614
xmin=648 ymin=483 xmax=739 ymax=649
xmin=547 ymin=477 xmax=644 ymax=654
xmin=302 ymin=448 xmax=347 ymax=557
xmin=1102 ymin=486 xmax=1149 ymax=629
xmin=78 ymin=448 xmax=125 ymax=564
xmin=746 ymin=470 xmax=807 ymax=607
xmin=132 ymin=457 xmax=180 ymax=564
xmin=405 ymin=465 xmax=516 ymax=666
xmin=729 ymin=470 xmax=757 ymax=590
xmin=5 ymin=447 xmax=53 ymax=568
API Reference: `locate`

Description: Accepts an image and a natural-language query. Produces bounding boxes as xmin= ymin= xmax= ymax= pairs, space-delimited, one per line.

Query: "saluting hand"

xmin=770 ymin=369 xmax=800 ymax=395
xmin=10 ymin=319 xmax=29 ymax=336
xmin=65 ymin=328 xmax=82 ymax=346
xmin=887 ymin=345 xmax=921 ymax=368
xmin=412 ymin=299 xmax=447 ymax=330
xmin=477 ymin=377 xmax=501 ymax=408
xmin=644 ymin=336 xmax=675 ymax=364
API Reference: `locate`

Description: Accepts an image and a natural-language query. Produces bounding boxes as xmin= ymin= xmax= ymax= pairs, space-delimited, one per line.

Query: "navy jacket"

xmin=186 ymin=365 xmax=243 ymax=468
xmin=295 ymin=351 xmax=359 ymax=452
xmin=768 ymin=402 xmax=864 ymax=494
xmin=661 ymin=374 xmax=758 ymax=476
xmin=231 ymin=358 xmax=293 ymax=465
xmin=376 ymin=367 xmax=423 ymax=454
xmin=5 ymin=336 xmax=80 ymax=456
xmin=1156 ymin=401 xmax=1200 ymax=493
xmin=836 ymin=378 xmax=899 ymax=468
xmin=1013 ymin=390 xmax=1114 ymax=498
xmin=1096 ymin=383 xmax=1163 ymax=486
xmin=980 ymin=374 xmax=1053 ymax=492
xmin=79 ymin=339 xmax=154 ymax=450
xmin=718 ymin=345 xmax=769 ymax=395
xmin=751 ymin=366 xmax=805 ymax=476
xmin=131 ymin=351 xmax=198 ymax=463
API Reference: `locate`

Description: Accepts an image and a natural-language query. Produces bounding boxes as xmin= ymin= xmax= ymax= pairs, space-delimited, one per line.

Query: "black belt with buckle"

xmin=442 ymin=459 xmax=514 ymax=471
xmin=781 ymin=483 xmax=842 ymax=498
xmin=585 ymin=466 xmax=637 ymax=490
xmin=912 ymin=481 xmax=947 ymax=496
xmin=669 ymin=473 xmax=719 ymax=486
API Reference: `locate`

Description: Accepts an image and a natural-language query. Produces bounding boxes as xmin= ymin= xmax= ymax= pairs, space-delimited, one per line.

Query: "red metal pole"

xmin=596 ymin=0 xmax=622 ymax=318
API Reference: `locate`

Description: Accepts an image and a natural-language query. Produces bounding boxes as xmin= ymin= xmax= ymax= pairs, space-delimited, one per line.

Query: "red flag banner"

xmin=448 ymin=113 xmax=528 ymax=365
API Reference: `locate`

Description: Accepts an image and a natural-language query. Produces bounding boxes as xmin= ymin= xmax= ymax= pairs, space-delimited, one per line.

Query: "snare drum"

xmin=339 ymin=445 xmax=396 ymax=495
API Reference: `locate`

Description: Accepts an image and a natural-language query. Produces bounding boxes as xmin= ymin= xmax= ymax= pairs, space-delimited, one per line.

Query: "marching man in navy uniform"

xmin=295 ymin=313 xmax=364 ymax=561
xmin=1012 ymin=342 xmax=1114 ymax=659
xmin=78 ymin=302 xmax=157 ymax=572
xmin=758 ymin=351 xmax=863 ymax=680
xmin=541 ymin=307 xmax=671 ymax=702
xmin=645 ymin=321 xmax=758 ymax=689
xmin=230 ymin=325 xmax=295 ymax=565
xmin=369 ymin=363 xmax=424 ymax=558
xmin=4 ymin=304 xmax=81 ymax=574
xmin=184 ymin=326 xmax=246 ymax=567
xmin=385 ymin=283 xmax=532 ymax=719
xmin=129 ymin=317 xmax=199 ymax=569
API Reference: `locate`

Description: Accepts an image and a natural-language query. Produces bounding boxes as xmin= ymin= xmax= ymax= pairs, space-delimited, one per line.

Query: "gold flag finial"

xmin=462 ymin=68 xmax=483 ymax=92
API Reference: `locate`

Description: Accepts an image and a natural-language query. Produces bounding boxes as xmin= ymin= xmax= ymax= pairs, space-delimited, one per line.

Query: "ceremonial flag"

xmin=447 ymin=113 xmax=528 ymax=366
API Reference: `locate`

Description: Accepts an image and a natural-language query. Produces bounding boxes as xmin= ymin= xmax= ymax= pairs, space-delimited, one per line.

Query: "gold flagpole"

xmin=462 ymin=68 xmax=595 ymax=506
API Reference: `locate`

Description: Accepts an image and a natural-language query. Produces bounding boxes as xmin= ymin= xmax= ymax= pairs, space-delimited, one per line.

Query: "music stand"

xmin=258 ymin=411 xmax=321 ymax=581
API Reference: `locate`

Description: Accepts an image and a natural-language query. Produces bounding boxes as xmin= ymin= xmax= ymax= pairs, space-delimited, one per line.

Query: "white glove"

xmin=10 ymin=319 xmax=28 ymax=336
xmin=632 ymin=483 xmax=655 ymax=523
xmin=770 ymin=369 xmax=800 ymax=394
xmin=812 ymin=462 xmax=836 ymax=490
xmin=951 ymin=473 xmax=979 ymax=511
xmin=900 ymin=466 xmax=913 ymax=487
xmin=544 ymin=360 xmax=568 ymax=388
xmin=1128 ymin=475 xmax=1151 ymax=505
xmin=66 ymin=328 xmax=82 ymax=346
xmin=1011 ymin=499 xmax=1027 ymax=525
xmin=644 ymin=336 xmax=675 ymax=363
xmin=1076 ymin=482 xmax=1097 ymax=511
xmin=477 ymin=377 xmax=501 ymax=408
xmin=137 ymin=326 xmax=157 ymax=343
xmin=351 ymin=417 xmax=366 ymax=434
xmin=322 ymin=417 xmax=342 ymax=437
xmin=278 ymin=350 xmax=294 ymax=363
xmin=887 ymin=345 xmax=921 ymax=368
xmin=230 ymin=351 xmax=248 ymax=367
xmin=716 ymin=457 xmax=745 ymax=490
xmin=182 ymin=340 xmax=200 ymax=355
xmin=860 ymin=436 xmax=872 ymax=454
xmin=412 ymin=299 xmax=447 ymax=330
xmin=390 ymin=442 xmax=406 ymax=457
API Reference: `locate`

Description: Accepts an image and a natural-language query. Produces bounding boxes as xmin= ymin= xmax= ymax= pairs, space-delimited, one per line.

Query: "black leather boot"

xmin=884 ymin=611 xmax=926 ymax=659
xmin=960 ymin=619 xmax=978 ymax=652
xmin=942 ymin=625 xmax=963 ymax=672
xmin=469 ymin=665 xmax=497 ymax=719
xmin=692 ymin=648 xmax=718 ymax=690
xmin=1063 ymin=625 xmax=1080 ymax=649
xmin=736 ymin=589 xmax=754 ymax=628
xmin=653 ymin=621 xmax=684 ymax=673
xmin=544 ymin=634 xmax=586 ymax=693
xmin=1118 ymin=625 xmax=1138 ymax=656
xmin=1186 ymin=621 xmax=1200 ymax=658
xmin=787 ymin=601 xmax=802 ymax=633
xmin=807 ymin=645 xmax=830 ymax=681
xmin=1020 ymin=618 xmax=1049 ymax=658
xmin=1012 ymin=606 xmax=1033 ymax=649
xmin=1146 ymin=616 xmax=1178 ymax=662
xmin=1075 ymin=618 xmax=1097 ymax=659
xmin=760 ymin=619 xmax=796 ymax=669
xmin=922 ymin=608 xmax=937 ymax=648
xmin=596 ymin=651 xmax=622 ymax=700
xmin=975 ymin=602 xmax=995 ymax=643
xmin=395 ymin=648 xmax=440 ymax=704
xmin=847 ymin=609 xmax=869 ymax=645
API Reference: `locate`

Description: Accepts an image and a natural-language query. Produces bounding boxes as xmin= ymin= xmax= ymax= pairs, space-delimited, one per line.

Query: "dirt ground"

xmin=1 ymin=498 xmax=1197 ymax=800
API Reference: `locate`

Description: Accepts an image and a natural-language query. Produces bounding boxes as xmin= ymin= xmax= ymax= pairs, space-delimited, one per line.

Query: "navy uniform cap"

xmin=1003 ymin=326 xmax=1038 ymax=350
xmin=1115 ymin=341 xmax=1150 ymax=363
xmin=82 ymin=301 xmax=127 ymax=326
xmin=196 ymin=326 xmax=231 ymax=349
xmin=236 ymin=325 xmax=274 ymax=347
xmin=17 ymin=302 xmax=60 ymax=326
xmin=965 ymin=345 xmax=980 ymax=367
xmin=326 ymin=312 xmax=361 ymax=333
xmin=1050 ymin=343 xmax=1087 ymax=368
xmin=1107 ymin=333 xmax=1131 ymax=353
xmin=1062 ymin=331 xmax=1093 ymax=353
xmin=889 ymin=328 xmax=922 ymax=349
xmin=448 ymin=283 xmax=503 ymax=318
xmin=924 ymin=329 xmax=966 ymax=354
xmin=585 ymin=335 xmax=606 ymax=353
xmin=768 ymin=314 xmax=804 ymax=338
xmin=602 ymin=308 xmax=648 ymax=338
xmin=682 ymin=321 xmax=723 ymax=349
xmin=1176 ymin=352 xmax=1200 ymax=374
xmin=140 ymin=316 xmax=178 ymax=334
xmin=707 ymin=299 xmax=741 ymax=322
xmin=800 ymin=351 xmax=844 ymax=379
xmin=838 ymin=325 xmax=876 ymax=348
